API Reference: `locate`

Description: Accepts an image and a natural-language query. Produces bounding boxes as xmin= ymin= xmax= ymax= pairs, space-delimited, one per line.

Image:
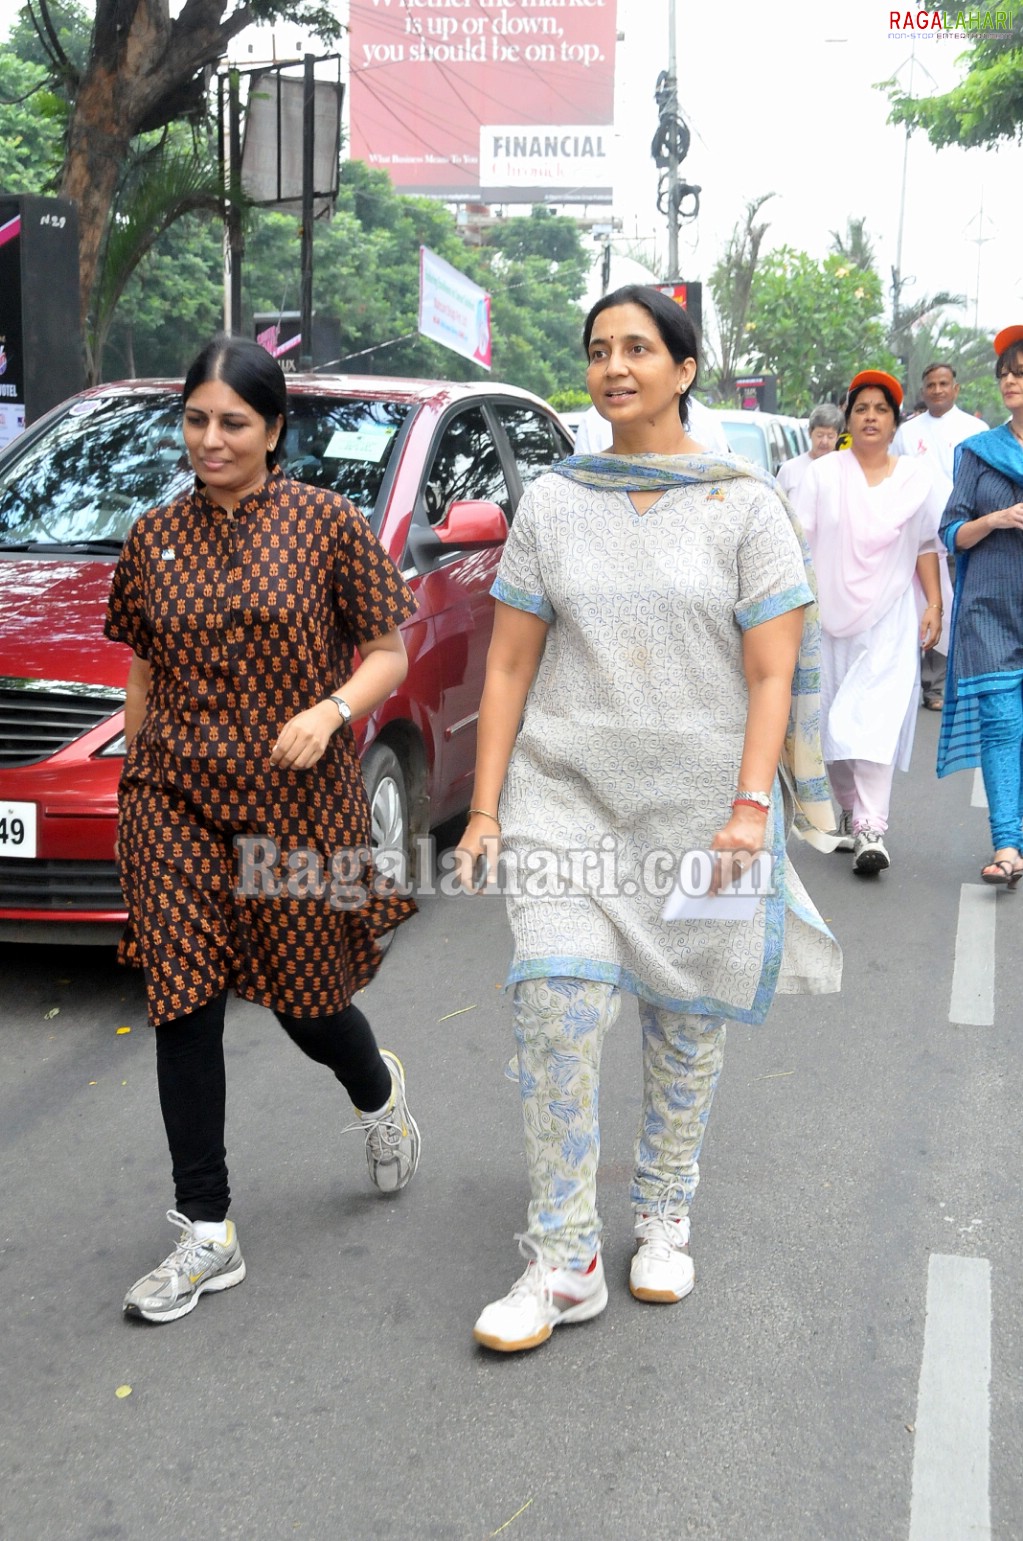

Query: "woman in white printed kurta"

xmin=458 ymin=286 xmax=841 ymax=1354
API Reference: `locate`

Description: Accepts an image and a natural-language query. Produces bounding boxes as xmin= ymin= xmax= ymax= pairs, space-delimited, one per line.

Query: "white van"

xmin=714 ymin=409 xmax=805 ymax=478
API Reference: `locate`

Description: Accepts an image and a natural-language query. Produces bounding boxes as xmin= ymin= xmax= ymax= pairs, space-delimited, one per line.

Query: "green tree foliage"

xmin=0 ymin=50 xmax=64 ymax=192
xmin=10 ymin=0 xmax=342 ymax=355
xmin=884 ymin=17 xmax=1023 ymax=148
xmin=102 ymin=172 xmax=594 ymax=399
xmin=746 ymin=249 xmax=896 ymax=414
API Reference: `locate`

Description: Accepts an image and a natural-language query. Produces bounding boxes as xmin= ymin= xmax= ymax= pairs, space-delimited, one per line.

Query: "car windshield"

xmin=720 ymin=419 xmax=769 ymax=471
xmin=0 ymin=391 xmax=410 ymax=548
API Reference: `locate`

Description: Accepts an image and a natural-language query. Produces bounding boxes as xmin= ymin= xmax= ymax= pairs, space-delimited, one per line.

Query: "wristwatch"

xmin=733 ymin=789 xmax=771 ymax=810
xmin=329 ymin=694 xmax=353 ymax=725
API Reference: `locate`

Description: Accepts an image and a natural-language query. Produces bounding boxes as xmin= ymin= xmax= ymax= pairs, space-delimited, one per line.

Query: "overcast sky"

xmin=2 ymin=0 xmax=1018 ymax=341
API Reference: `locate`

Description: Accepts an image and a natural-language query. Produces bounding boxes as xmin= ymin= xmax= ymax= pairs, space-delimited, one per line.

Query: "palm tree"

xmin=829 ymin=216 xmax=876 ymax=273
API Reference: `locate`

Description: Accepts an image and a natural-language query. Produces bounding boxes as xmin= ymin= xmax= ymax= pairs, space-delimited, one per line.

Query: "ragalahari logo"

xmin=889 ymin=8 xmax=1017 ymax=35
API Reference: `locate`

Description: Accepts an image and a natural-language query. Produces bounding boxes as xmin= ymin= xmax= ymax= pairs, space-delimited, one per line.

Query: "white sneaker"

xmin=853 ymin=828 xmax=890 ymax=874
xmin=344 ymin=1050 xmax=421 ymax=1193
xmin=629 ymin=1212 xmax=695 ymax=1303
xmin=833 ymin=810 xmax=855 ymax=853
xmin=473 ymin=1234 xmax=608 ymax=1352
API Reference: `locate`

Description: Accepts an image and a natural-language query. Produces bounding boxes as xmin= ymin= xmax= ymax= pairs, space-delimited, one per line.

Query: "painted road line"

xmin=971 ymin=768 xmax=988 ymax=809
xmin=949 ymin=884 xmax=996 ymax=1026
xmin=909 ymin=1253 xmax=991 ymax=1541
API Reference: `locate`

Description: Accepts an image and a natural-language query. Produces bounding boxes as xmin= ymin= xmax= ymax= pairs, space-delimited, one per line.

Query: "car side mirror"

xmin=434 ymin=499 xmax=508 ymax=547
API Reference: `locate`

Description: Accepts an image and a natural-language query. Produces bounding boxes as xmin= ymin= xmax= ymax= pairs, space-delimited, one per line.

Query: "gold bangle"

xmin=924 ymin=603 xmax=943 ymax=612
xmin=468 ymin=807 xmax=501 ymax=826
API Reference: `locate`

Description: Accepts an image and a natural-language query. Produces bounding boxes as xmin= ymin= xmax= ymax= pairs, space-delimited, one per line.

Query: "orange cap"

xmin=993 ymin=325 xmax=1023 ymax=356
xmin=848 ymin=369 xmax=903 ymax=409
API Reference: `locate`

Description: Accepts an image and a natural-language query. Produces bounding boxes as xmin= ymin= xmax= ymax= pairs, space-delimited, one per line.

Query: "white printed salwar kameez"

xmin=493 ymin=469 xmax=841 ymax=1026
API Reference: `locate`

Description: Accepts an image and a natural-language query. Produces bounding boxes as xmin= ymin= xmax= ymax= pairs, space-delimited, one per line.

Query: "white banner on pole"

xmin=418 ymin=247 xmax=492 ymax=371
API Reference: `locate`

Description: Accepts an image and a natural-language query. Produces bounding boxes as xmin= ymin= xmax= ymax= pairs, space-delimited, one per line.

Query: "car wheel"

xmin=361 ymin=742 xmax=409 ymax=959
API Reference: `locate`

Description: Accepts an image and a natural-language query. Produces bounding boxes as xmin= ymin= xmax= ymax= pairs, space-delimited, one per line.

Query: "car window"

xmin=0 ymin=396 xmax=190 ymax=546
xmin=493 ymin=404 xmax=569 ymax=487
xmin=0 ymin=392 xmax=411 ymax=548
xmin=768 ymin=421 xmax=791 ymax=473
xmin=279 ymin=398 xmax=409 ymax=519
xmin=422 ymin=407 xmax=511 ymax=526
xmin=720 ymin=419 xmax=769 ymax=472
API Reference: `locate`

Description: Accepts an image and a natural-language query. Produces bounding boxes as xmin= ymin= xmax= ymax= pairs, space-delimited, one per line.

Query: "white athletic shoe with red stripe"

xmin=474 ymin=1234 xmax=607 ymax=1352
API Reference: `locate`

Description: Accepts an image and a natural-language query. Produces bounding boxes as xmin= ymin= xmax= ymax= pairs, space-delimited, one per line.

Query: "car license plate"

xmin=0 ymin=802 xmax=37 ymax=858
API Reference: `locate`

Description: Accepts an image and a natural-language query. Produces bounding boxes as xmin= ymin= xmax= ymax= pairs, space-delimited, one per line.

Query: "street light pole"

xmin=666 ymin=0 xmax=679 ymax=277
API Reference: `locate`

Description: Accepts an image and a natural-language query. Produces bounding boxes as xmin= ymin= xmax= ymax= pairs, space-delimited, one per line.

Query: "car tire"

xmin=361 ymin=741 xmax=410 ymax=960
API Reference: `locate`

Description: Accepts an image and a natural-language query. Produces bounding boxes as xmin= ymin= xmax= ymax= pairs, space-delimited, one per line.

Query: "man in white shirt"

xmin=572 ymin=395 xmax=730 ymax=455
xmin=776 ymin=403 xmax=845 ymax=499
xmin=892 ymin=362 xmax=987 ymax=708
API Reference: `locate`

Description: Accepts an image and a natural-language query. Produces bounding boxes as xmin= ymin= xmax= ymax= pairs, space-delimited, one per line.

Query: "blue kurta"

xmin=937 ymin=430 xmax=1023 ymax=776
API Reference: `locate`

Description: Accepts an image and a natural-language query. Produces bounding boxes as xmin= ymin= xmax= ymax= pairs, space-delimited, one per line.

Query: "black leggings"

xmin=154 ymin=992 xmax=393 ymax=1222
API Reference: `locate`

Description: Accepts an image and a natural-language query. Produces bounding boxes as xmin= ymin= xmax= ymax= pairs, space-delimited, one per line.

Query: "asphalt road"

xmin=2 ymin=709 xmax=1021 ymax=1541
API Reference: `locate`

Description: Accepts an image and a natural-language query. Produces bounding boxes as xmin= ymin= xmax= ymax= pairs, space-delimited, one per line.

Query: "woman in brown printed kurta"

xmin=105 ymin=338 xmax=420 ymax=1325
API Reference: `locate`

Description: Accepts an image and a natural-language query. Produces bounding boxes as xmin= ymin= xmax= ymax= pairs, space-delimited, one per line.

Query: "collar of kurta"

xmin=549 ymin=453 xmax=838 ymax=851
xmin=192 ymin=468 xmax=285 ymax=520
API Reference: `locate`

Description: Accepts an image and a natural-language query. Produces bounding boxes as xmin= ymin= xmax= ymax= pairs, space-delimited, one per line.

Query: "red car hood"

xmin=0 ymin=555 xmax=130 ymax=686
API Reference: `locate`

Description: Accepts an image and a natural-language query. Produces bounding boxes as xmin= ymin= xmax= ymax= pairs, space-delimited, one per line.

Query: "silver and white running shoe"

xmin=344 ymin=1049 xmax=421 ymax=1193
xmin=123 ymin=1210 xmax=245 ymax=1324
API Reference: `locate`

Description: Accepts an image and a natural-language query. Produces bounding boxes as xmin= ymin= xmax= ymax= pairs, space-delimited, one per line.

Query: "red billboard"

xmin=349 ymin=0 xmax=618 ymax=202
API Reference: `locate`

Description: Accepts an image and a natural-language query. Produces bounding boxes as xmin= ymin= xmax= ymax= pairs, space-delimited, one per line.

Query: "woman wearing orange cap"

xmin=937 ymin=326 xmax=1023 ymax=885
xmin=794 ymin=370 xmax=944 ymax=875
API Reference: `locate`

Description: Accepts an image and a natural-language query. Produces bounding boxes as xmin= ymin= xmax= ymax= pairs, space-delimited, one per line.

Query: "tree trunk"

xmin=55 ymin=0 xmax=254 ymax=380
xmin=60 ymin=69 xmax=134 ymax=370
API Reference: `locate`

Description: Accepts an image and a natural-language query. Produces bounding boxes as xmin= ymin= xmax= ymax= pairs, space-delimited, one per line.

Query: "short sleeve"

xmin=491 ymin=483 xmax=555 ymax=623
xmin=734 ymin=486 xmax=813 ymax=632
xmin=104 ymin=522 xmax=153 ymax=660
xmin=332 ymin=500 xmax=417 ymax=645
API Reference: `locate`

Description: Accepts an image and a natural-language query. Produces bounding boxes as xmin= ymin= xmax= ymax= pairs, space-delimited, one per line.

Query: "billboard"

xmin=349 ymin=0 xmax=617 ymax=203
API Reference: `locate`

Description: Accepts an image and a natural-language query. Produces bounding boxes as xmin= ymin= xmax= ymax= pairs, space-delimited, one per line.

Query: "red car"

xmin=0 ymin=375 xmax=572 ymax=941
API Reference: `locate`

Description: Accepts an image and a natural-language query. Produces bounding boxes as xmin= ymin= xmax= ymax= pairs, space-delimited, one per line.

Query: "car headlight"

xmin=97 ymin=731 xmax=127 ymax=757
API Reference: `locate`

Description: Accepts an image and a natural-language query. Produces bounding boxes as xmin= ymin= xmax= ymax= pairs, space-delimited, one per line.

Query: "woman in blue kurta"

xmin=937 ymin=325 xmax=1023 ymax=884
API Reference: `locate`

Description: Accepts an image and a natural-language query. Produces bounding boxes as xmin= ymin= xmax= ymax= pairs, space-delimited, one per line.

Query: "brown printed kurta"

xmin=105 ymin=473 xmax=418 ymax=1026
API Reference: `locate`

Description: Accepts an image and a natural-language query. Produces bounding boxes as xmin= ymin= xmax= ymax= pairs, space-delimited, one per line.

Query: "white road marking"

xmin=909 ymin=1253 xmax=991 ymax=1541
xmin=971 ymin=768 xmax=988 ymax=809
xmin=949 ymin=885 xmax=996 ymax=1026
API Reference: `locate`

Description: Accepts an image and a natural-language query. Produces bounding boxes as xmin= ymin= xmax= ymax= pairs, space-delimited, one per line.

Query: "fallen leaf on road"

xmin=438 ymin=1004 xmax=478 ymax=1021
xmin=43 ymin=1008 xmax=59 ymax=1020
xmin=115 ymin=1385 xmax=132 ymax=1399
xmin=116 ymin=1026 xmax=131 ymax=1035
xmin=489 ymin=1498 xmax=533 ymax=1536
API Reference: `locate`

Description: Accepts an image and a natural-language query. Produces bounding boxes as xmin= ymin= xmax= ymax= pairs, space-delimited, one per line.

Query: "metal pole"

xmin=299 ymin=53 xmax=315 ymax=371
xmin=227 ymin=70 xmax=244 ymax=336
xmin=667 ymin=0 xmax=679 ymax=278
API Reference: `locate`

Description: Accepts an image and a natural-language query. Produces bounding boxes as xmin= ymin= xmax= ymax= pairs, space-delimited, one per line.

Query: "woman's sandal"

xmin=980 ymin=855 xmax=1023 ymax=889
